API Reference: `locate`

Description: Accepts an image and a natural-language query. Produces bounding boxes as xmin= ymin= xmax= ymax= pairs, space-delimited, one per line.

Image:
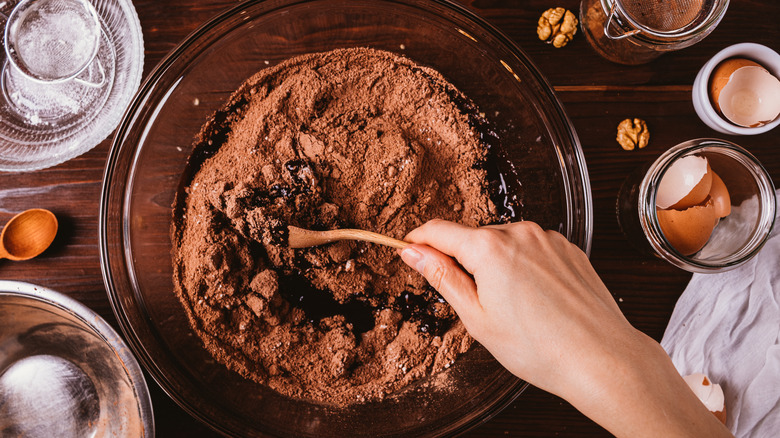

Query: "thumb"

xmin=399 ymin=244 xmax=482 ymax=318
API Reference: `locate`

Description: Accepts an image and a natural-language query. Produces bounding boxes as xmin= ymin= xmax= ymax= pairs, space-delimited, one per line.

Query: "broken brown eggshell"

xmin=710 ymin=58 xmax=780 ymax=128
xmin=657 ymin=200 xmax=720 ymax=256
xmin=655 ymin=156 xmax=732 ymax=256
xmin=683 ymin=373 xmax=727 ymax=424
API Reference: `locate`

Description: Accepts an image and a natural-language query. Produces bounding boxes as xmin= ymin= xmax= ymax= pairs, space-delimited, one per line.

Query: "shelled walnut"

xmin=537 ymin=7 xmax=578 ymax=48
xmin=617 ymin=118 xmax=650 ymax=150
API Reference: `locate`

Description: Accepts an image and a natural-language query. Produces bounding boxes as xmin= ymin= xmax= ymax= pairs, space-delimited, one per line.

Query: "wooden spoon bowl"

xmin=0 ymin=209 xmax=58 ymax=261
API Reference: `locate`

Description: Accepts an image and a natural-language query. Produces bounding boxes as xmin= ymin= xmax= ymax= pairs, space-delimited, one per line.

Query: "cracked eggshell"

xmin=657 ymin=200 xmax=719 ymax=256
xmin=710 ymin=59 xmax=780 ymax=127
xmin=656 ymin=155 xmax=713 ymax=210
xmin=683 ymin=373 xmax=726 ymax=424
xmin=709 ymin=171 xmax=731 ymax=218
xmin=710 ymin=58 xmax=761 ymax=112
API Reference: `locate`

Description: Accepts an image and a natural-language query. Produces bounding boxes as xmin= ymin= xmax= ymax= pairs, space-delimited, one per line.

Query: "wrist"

xmin=560 ymin=331 xmax=731 ymax=438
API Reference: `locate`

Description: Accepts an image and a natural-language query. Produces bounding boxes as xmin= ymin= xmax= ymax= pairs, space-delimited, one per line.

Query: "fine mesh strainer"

xmin=580 ymin=0 xmax=729 ymax=64
xmin=621 ymin=0 xmax=710 ymax=33
xmin=5 ymin=0 xmax=102 ymax=82
xmin=605 ymin=0 xmax=727 ymax=43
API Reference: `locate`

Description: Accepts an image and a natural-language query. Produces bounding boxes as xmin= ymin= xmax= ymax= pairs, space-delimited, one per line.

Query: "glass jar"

xmin=617 ymin=139 xmax=776 ymax=272
xmin=580 ymin=0 xmax=730 ymax=65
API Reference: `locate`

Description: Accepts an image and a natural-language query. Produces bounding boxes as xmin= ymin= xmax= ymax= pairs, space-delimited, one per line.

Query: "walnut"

xmin=537 ymin=7 xmax=578 ymax=48
xmin=617 ymin=118 xmax=650 ymax=150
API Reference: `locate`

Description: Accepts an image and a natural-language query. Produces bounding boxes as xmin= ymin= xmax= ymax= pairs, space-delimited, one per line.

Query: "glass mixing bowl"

xmin=100 ymin=0 xmax=592 ymax=436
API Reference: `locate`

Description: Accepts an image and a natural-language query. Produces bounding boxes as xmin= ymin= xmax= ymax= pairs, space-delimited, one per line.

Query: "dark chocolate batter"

xmin=172 ymin=47 xmax=504 ymax=406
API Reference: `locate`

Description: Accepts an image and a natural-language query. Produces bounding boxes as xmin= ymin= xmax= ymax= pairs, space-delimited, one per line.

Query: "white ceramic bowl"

xmin=692 ymin=43 xmax=780 ymax=135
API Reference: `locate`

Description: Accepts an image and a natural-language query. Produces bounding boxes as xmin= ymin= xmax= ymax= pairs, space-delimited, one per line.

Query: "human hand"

xmin=399 ymin=219 xmax=633 ymax=397
xmin=399 ymin=219 xmax=732 ymax=438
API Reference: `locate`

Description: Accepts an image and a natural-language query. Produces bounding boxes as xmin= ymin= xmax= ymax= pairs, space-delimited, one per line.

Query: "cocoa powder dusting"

xmin=172 ymin=48 xmax=503 ymax=407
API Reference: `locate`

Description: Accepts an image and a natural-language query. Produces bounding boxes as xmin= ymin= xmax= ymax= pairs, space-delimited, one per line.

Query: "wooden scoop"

xmin=287 ymin=226 xmax=409 ymax=250
xmin=0 ymin=209 xmax=58 ymax=261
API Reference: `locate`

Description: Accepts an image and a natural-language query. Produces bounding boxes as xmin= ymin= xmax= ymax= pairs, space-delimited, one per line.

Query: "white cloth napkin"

xmin=661 ymin=190 xmax=780 ymax=437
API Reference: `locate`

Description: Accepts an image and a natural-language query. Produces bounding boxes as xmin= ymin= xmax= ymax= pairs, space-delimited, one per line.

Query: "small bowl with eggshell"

xmin=618 ymin=138 xmax=776 ymax=273
xmin=692 ymin=43 xmax=780 ymax=135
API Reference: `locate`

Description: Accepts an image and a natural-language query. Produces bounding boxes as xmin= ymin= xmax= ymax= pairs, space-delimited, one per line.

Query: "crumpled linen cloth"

xmin=661 ymin=189 xmax=780 ymax=437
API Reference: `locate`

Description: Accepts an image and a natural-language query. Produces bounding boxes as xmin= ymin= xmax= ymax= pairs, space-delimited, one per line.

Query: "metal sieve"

xmin=603 ymin=0 xmax=729 ymax=48
xmin=4 ymin=0 xmax=102 ymax=82
xmin=580 ymin=0 xmax=729 ymax=64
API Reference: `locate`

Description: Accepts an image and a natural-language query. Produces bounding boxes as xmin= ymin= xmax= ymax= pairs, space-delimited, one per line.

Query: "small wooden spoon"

xmin=0 ymin=209 xmax=58 ymax=261
xmin=287 ymin=225 xmax=409 ymax=250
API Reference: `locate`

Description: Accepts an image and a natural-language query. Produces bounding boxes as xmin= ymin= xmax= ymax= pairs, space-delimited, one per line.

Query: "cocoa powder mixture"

xmin=172 ymin=47 xmax=503 ymax=406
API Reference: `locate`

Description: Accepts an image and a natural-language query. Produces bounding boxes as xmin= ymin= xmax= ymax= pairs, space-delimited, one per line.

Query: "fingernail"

xmin=400 ymin=247 xmax=426 ymax=274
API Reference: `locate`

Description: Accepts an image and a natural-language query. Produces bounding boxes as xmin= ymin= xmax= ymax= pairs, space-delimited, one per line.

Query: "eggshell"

xmin=714 ymin=407 xmax=727 ymax=425
xmin=657 ymin=200 xmax=719 ymax=255
xmin=656 ymin=155 xmax=713 ymax=210
xmin=683 ymin=373 xmax=726 ymax=424
xmin=709 ymin=171 xmax=731 ymax=218
xmin=709 ymin=58 xmax=762 ymax=112
xmin=717 ymin=65 xmax=780 ymax=127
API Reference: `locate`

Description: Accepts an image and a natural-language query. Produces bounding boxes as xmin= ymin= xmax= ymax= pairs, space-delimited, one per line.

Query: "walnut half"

xmin=617 ymin=118 xmax=650 ymax=151
xmin=537 ymin=7 xmax=578 ymax=48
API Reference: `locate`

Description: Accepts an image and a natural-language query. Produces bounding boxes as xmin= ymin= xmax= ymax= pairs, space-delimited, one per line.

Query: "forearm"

xmin=563 ymin=332 xmax=732 ymax=438
xmin=399 ymin=221 xmax=733 ymax=437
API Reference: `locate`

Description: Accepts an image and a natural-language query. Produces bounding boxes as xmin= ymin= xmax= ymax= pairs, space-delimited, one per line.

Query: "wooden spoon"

xmin=287 ymin=225 xmax=409 ymax=250
xmin=0 ymin=209 xmax=58 ymax=261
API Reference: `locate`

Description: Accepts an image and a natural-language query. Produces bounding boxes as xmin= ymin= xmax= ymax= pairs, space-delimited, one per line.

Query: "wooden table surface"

xmin=1 ymin=0 xmax=778 ymax=436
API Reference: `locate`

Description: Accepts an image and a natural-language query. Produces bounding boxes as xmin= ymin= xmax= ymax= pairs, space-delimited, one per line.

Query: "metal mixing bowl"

xmin=0 ymin=280 xmax=154 ymax=437
xmin=100 ymin=0 xmax=593 ymax=436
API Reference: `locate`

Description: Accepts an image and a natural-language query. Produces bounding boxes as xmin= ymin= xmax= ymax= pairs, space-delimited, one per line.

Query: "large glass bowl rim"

xmin=100 ymin=0 xmax=593 ymax=435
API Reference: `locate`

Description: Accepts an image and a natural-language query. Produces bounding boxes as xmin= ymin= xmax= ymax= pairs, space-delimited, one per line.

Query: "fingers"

xmin=404 ymin=219 xmax=474 ymax=256
xmin=406 ymin=219 xmax=544 ymax=274
xmin=403 ymin=219 xmax=488 ymax=273
xmin=399 ymin=244 xmax=482 ymax=319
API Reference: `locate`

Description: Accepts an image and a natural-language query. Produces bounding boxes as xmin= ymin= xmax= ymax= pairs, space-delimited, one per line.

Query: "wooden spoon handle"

xmin=287 ymin=226 xmax=409 ymax=249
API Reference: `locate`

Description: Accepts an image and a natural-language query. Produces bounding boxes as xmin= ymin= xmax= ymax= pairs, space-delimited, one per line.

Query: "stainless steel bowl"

xmin=0 ymin=280 xmax=154 ymax=437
